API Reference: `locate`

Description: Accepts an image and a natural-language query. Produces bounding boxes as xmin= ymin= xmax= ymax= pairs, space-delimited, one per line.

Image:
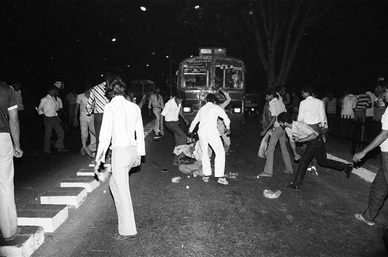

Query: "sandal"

xmin=217 ymin=177 xmax=229 ymax=185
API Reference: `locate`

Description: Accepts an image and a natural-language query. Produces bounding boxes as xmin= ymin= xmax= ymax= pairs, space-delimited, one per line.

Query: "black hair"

xmin=277 ymin=111 xmax=292 ymax=124
xmin=105 ymin=75 xmax=127 ymax=100
xmin=175 ymin=90 xmax=186 ymax=101
xmin=205 ymin=93 xmax=218 ymax=104
xmin=265 ymin=88 xmax=277 ymax=97
xmin=301 ymin=86 xmax=313 ymax=96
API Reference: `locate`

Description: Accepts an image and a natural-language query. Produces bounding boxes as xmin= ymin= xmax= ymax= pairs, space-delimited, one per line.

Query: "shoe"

xmin=354 ymin=213 xmax=375 ymax=226
xmin=112 ymin=233 xmax=137 ymax=240
xmin=84 ymin=147 xmax=94 ymax=158
xmin=217 ymin=177 xmax=229 ymax=185
xmin=3 ymin=227 xmax=21 ymax=241
xmin=202 ymin=176 xmax=209 ymax=183
xmin=43 ymin=150 xmax=51 ymax=154
xmin=58 ymin=148 xmax=69 ymax=152
xmin=344 ymin=164 xmax=353 ymax=179
xmin=256 ymin=172 xmax=272 ymax=178
xmin=307 ymin=166 xmax=318 ymax=176
xmin=80 ymin=148 xmax=86 ymax=155
xmin=288 ymin=182 xmax=300 ymax=190
xmin=283 ymin=169 xmax=293 ymax=174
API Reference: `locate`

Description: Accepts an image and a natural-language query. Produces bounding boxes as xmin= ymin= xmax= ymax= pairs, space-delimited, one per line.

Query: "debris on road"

xmin=263 ymin=189 xmax=281 ymax=199
xmin=172 ymin=176 xmax=181 ymax=183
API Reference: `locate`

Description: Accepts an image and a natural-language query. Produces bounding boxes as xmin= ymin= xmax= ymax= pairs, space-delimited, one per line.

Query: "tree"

xmin=246 ymin=0 xmax=330 ymax=88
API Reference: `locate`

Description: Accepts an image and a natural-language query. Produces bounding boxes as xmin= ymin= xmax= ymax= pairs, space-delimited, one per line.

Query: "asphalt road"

xmin=12 ymin=116 xmax=388 ymax=257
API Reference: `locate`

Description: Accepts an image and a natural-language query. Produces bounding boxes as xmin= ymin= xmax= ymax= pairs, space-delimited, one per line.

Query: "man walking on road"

xmin=94 ymin=75 xmax=145 ymax=240
xmin=353 ymin=90 xmax=388 ymax=226
xmin=257 ymin=88 xmax=293 ymax=178
xmin=0 ymin=82 xmax=23 ymax=241
xmin=188 ymin=93 xmax=231 ymax=185
xmin=86 ymin=77 xmax=109 ymax=154
xmin=277 ymin=112 xmax=353 ymax=189
xmin=37 ymin=86 xmax=68 ymax=153
xmin=148 ymin=88 xmax=164 ymax=139
xmin=75 ymin=86 xmax=96 ymax=157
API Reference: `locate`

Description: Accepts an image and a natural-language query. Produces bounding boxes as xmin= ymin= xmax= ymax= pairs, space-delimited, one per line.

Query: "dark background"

xmin=1 ymin=0 xmax=387 ymax=100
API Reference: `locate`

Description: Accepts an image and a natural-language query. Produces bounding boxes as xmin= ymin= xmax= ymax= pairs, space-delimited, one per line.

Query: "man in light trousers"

xmin=94 ymin=75 xmax=145 ymax=240
xmin=0 ymin=82 xmax=23 ymax=241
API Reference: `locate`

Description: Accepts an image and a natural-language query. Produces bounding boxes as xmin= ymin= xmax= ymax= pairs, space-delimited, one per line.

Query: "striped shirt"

xmin=86 ymin=82 xmax=109 ymax=114
xmin=354 ymin=93 xmax=371 ymax=111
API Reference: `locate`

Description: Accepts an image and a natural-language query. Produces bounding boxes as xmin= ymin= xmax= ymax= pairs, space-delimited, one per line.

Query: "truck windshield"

xmin=182 ymin=64 xmax=208 ymax=88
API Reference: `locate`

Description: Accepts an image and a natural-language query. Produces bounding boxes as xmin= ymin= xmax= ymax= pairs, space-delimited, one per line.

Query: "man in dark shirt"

xmin=0 ymin=82 xmax=23 ymax=241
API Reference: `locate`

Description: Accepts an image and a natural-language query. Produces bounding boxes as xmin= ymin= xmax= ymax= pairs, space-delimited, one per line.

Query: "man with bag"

xmin=257 ymin=88 xmax=293 ymax=178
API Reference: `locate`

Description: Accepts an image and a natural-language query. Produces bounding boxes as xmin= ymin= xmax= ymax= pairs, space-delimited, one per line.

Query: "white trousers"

xmin=0 ymin=133 xmax=18 ymax=238
xmin=199 ymin=129 xmax=225 ymax=177
xmin=110 ymin=146 xmax=138 ymax=236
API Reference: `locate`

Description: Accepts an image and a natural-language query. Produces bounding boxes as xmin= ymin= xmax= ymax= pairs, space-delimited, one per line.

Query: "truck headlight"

xmin=183 ymin=107 xmax=192 ymax=113
xmin=233 ymin=107 xmax=242 ymax=114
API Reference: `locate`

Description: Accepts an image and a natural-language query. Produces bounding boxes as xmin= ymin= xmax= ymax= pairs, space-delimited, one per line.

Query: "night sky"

xmin=1 ymin=0 xmax=388 ymax=98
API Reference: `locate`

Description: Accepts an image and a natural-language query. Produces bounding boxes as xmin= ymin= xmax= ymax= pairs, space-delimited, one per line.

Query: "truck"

xmin=176 ymin=47 xmax=246 ymax=129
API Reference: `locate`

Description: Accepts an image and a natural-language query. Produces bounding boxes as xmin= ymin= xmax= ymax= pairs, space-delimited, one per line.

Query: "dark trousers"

xmin=94 ymin=113 xmax=103 ymax=151
xmin=293 ymin=135 xmax=347 ymax=185
xmin=363 ymin=152 xmax=388 ymax=221
xmin=166 ymin=120 xmax=187 ymax=146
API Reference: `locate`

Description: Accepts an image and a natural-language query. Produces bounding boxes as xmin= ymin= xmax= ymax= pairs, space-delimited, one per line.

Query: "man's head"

xmin=301 ymin=86 xmax=312 ymax=99
xmin=205 ymin=93 xmax=218 ymax=104
xmin=265 ymin=88 xmax=277 ymax=101
xmin=277 ymin=111 xmax=293 ymax=129
xmin=174 ymin=91 xmax=185 ymax=104
xmin=48 ymin=86 xmax=58 ymax=97
xmin=105 ymin=75 xmax=127 ymax=100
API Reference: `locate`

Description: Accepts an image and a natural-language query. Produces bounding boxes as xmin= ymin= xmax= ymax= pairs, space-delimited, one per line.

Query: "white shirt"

xmin=269 ymin=98 xmax=286 ymax=127
xmin=76 ymin=93 xmax=91 ymax=121
xmin=161 ymin=97 xmax=181 ymax=122
xmin=285 ymin=121 xmax=319 ymax=142
xmin=148 ymin=93 xmax=164 ymax=109
xmin=380 ymin=108 xmax=388 ymax=152
xmin=95 ymin=96 xmax=145 ymax=162
xmin=38 ymin=94 xmax=61 ymax=117
xmin=189 ymin=102 xmax=230 ymax=135
xmin=341 ymin=94 xmax=357 ymax=118
xmin=298 ymin=96 xmax=327 ymax=128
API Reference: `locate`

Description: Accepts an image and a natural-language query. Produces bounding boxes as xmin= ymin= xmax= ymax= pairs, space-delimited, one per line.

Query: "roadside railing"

xmin=327 ymin=116 xmax=381 ymax=154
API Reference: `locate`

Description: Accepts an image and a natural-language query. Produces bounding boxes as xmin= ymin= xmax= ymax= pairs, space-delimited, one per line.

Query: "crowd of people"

xmin=2 ymin=74 xmax=388 ymax=243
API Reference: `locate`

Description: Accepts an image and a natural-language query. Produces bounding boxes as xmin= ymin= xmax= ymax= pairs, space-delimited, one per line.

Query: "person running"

xmin=94 ymin=75 xmax=145 ymax=240
xmin=188 ymin=93 xmax=231 ymax=185
xmin=277 ymin=111 xmax=353 ymax=189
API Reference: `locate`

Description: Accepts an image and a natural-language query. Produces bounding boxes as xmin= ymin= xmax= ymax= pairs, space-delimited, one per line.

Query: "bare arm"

xmin=9 ymin=108 xmax=23 ymax=158
xmin=354 ymin=130 xmax=388 ymax=162
xmin=260 ymin=116 xmax=276 ymax=136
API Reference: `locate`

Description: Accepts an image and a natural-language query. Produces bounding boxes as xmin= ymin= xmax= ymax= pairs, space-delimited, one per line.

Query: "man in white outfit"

xmin=188 ymin=93 xmax=231 ymax=185
xmin=148 ymin=88 xmax=164 ymax=138
xmin=94 ymin=75 xmax=145 ymax=240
